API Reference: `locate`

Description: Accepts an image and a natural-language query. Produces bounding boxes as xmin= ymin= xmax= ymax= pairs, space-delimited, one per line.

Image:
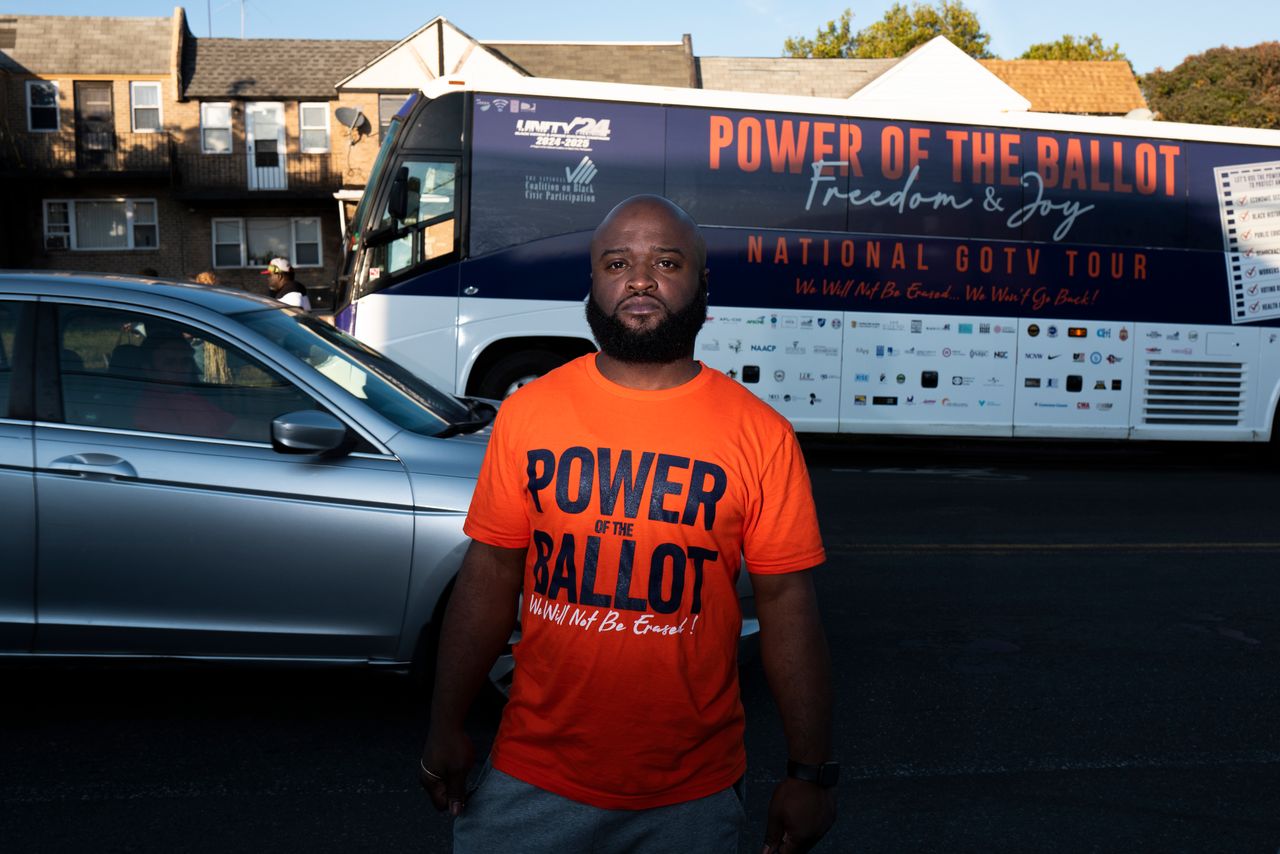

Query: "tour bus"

xmin=334 ymin=76 xmax=1280 ymax=443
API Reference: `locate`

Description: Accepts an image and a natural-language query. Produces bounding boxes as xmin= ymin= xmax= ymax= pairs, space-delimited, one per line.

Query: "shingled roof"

xmin=481 ymin=41 xmax=696 ymax=88
xmin=696 ymin=57 xmax=898 ymax=98
xmin=182 ymin=38 xmax=395 ymax=100
xmin=0 ymin=14 xmax=172 ymax=75
xmin=979 ymin=60 xmax=1147 ymax=114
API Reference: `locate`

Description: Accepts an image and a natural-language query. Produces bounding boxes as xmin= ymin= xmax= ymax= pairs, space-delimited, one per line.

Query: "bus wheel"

xmin=477 ymin=350 xmax=566 ymax=399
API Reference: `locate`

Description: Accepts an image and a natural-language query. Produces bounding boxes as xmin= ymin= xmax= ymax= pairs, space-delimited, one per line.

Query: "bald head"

xmin=591 ymin=195 xmax=707 ymax=272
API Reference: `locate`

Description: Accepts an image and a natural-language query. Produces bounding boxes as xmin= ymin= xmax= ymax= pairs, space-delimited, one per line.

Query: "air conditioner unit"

xmin=45 ymin=234 xmax=69 ymax=250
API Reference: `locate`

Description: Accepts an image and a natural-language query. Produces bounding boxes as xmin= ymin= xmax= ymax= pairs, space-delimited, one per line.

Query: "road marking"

xmin=831 ymin=466 xmax=1028 ymax=481
xmin=845 ymin=750 xmax=1280 ymax=781
xmin=827 ymin=542 xmax=1280 ymax=555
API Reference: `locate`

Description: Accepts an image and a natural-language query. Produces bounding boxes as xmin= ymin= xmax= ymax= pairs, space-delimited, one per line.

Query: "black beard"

xmin=585 ymin=283 xmax=708 ymax=364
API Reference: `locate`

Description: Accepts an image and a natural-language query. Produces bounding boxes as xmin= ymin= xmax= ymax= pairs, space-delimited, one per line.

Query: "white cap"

xmin=261 ymin=257 xmax=292 ymax=274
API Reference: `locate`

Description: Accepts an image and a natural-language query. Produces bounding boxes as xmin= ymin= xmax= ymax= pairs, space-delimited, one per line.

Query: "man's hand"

xmin=762 ymin=777 xmax=837 ymax=853
xmin=752 ymin=568 xmax=835 ymax=853
xmin=419 ymin=726 xmax=475 ymax=816
xmin=418 ymin=541 xmax=524 ymax=817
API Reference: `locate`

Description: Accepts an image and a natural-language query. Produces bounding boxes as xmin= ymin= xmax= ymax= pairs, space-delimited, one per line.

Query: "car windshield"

xmin=238 ymin=309 xmax=476 ymax=437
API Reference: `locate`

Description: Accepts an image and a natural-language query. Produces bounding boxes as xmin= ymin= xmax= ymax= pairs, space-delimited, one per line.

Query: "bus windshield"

xmin=349 ymin=111 xmax=407 ymax=248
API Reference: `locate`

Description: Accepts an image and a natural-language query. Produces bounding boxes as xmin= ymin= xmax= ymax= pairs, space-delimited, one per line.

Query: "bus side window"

xmin=375 ymin=159 xmax=457 ymax=277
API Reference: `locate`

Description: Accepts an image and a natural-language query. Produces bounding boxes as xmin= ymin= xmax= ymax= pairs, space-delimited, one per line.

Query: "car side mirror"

xmin=387 ymin=165 xmax=409 ymax=222
xmin=271 ymin=409 xmax=354 ymax=456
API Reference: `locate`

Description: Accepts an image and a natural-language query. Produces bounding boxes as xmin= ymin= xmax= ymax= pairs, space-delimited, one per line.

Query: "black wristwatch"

xmin=786 ymin=760 xmax=840 ymax=787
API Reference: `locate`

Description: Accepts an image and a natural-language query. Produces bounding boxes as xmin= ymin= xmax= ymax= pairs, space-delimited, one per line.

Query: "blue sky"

xmin=11 ymin=1 xmax=1277 ymax=74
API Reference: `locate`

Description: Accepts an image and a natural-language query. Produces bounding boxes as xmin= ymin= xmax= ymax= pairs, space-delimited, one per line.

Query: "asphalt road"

xmin=3 ymin=437 xmax=1280 ymax=853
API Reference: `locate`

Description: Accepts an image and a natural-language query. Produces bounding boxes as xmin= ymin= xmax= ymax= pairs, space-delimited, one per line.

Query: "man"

xmin=261 ymin=257 xmax=311 ymax=310
xmin=421 ymin=195 xmax=836 ymax=853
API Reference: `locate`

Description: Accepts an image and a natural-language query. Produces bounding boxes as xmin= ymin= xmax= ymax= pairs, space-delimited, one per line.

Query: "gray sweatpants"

xmin=453 ymin=763 xmax=745 ymax=854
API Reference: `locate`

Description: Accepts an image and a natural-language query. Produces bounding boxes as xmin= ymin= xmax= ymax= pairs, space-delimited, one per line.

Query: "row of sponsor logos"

xmin=1024 ymin=352 xmax=1124 ymax=364
xmin=854 ymin=319 xmax=1019 ymax=335
xmin=707 ymin=314 xmax=843 ymax=330
xmin=765 ymin=392 xmax=825 ymax=406
xmin=702 ymin=339 xmax=839 ymax=356
xmin=727 ymin=365 xmax=1124 ymax=393
xmin=853 ymin=395 xmax=1119 ymax=411
xmin=727 ymin=368 xmax=840 ymax=383
xmin=708 ymin=339 xmax=1197 ymax=360
xmin=1026 ymin=324 xmax=1124 ymax=340
xmin=853 ymin=395 xmax=1003 ymax=409
xmin=707 ymin=316 xmax=1218 ymax=347
xmin=863 ymin=345 xmax=1011 ymax=359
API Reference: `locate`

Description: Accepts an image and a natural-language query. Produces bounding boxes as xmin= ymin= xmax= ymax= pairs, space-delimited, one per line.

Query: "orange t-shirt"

xmin=464 ymin=354 xmax=825 ymax=809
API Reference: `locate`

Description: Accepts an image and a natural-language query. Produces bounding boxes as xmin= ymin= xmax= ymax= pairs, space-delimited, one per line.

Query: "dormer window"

xmin=130 ymin=82 xmax=162 ymax=132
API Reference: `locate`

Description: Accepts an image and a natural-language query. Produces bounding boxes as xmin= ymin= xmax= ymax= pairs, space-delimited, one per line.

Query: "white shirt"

xmin=277 ymin=290 xmax=312 ymax=311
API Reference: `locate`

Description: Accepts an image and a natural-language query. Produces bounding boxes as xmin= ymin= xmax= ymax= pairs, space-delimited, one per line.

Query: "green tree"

xmin=784 ymin=2 xmax=994 ymax=60
xmin=783 ymin=8 xmax=854 ymax=59
xmin=1142 ymin=43 xmax=1280 ymax=129
xmin=1020 ymin=33 xmax=1127 ymax=62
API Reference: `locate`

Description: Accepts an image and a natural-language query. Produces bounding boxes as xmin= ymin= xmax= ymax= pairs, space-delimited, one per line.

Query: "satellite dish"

xmin=335 ymin=106 xmax=370 ymax=134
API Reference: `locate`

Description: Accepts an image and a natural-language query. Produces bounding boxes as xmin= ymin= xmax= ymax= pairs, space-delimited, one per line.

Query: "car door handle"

xmin=48 ymin=453 xmax=138 ymax=480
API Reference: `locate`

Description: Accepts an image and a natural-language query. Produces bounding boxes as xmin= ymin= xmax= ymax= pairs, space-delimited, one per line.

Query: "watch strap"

xmin=786 ymin=759 xmax=840 ymax=787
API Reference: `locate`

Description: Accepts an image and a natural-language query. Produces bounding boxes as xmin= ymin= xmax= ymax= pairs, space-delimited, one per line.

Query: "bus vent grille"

xmin=1142 ymin=360 xmax=1245 ymax=426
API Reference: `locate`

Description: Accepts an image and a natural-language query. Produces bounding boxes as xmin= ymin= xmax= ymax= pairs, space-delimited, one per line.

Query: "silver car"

xmin=0 ymin=272 xmax=490 ymax=676
xmin=0 ymin=272 xmax=757 ymax=688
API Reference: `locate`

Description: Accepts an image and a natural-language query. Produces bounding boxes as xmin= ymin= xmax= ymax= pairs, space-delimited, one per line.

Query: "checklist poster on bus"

xmin=1215 ymin=160 xmax=1280 ymax=323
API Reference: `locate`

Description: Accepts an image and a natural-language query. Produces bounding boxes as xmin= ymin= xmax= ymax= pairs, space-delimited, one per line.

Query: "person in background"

xmin=261 ymin=258 xmax=312 ymax=310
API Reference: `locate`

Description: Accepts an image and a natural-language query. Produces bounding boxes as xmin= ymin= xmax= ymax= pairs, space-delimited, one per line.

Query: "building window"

xmin=293 ymin=218 xmax=321 ymax=265
xmin=44 ymin=202 xmax=71 ymax=249
xmin=130 ymin=82 xmax=162 ymax=132
xmin=27 ymin=80 xmax=59 ymax=132
xmin=43 ymin=199 xmax=160 ymax=251
xmin=299 ymin=103 xmax=330 ymax=153
xmin=212 ymin=217 xmax=323 ymax=269
xmin=201 ymin=102 xmax=232 ymax=153
xmin=379 ymin=94 xmax=410 ymax=139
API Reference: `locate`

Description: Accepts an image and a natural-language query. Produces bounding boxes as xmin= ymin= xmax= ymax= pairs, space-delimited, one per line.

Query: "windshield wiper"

xmin=435 ymin=418 xmax=492 ymax=438
xmin=435 ymin=397 xmax=497 ymax=438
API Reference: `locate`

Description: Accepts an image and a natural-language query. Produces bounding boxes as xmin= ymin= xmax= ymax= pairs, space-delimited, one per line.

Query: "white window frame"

xmin=299 ymin=102 xmax=330 ymax=153
xmin=27 ymin=80 xmax=60 ymax=133
xmin=200 ymin=101 xmax=233 ymax=154
xmin=42 ymin=198 xmax=161 ymax=252
xmin=211 ymin=216 xmax=324 ymax=269
xmin=211 ymin=218 xmax=246 ymax=268
xmin=130 ymin=81 xmax=163 ymax=133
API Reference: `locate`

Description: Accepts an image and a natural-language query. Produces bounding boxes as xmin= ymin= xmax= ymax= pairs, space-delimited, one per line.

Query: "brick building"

xmin=0 ymin=8 xmax=394 ymax=306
